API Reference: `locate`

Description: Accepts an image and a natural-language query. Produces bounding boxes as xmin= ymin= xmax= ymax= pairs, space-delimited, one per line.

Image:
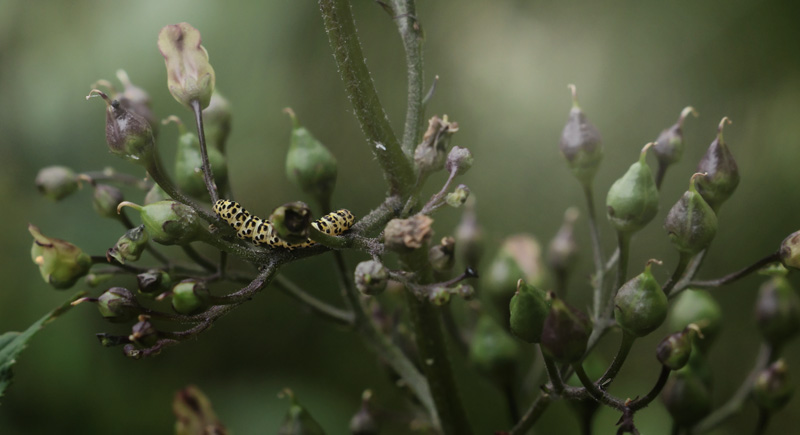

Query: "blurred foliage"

xmin=0 ymin=0 xmax=799 ymax=433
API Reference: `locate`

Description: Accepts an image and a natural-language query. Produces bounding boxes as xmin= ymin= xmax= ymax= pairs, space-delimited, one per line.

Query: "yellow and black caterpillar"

xmin=213 ymin=199 xmax=355 ymax=250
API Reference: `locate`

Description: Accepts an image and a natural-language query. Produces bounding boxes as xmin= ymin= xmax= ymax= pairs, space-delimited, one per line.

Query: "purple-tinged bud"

xmin=657 ymin=324 xmax=702 ymax=370
xmin=97 ymin=287 xmax=141 ymax=323
xmin=661 ymin=368 xmax=712 ymax=426
xmin=695 ymin=117 xmax=740 ymax=212
xmin=106 ymin=225 xmax=149 ymax=264
xmin=87 ymin=89 xmax=154 ymax=165
xmin=115 ymin=69 xmax=158 ymax=135
xmin=29 ymin=224 xmax=91 ymax=289
xmin=446 ymin=146 xmax=473 ymax=176
xmin=654 ymin=106 xmax=698 ymax=169
xmin=158 ymin=23 xmax=216 ymax=109
xmin=92 ymin=184 xmax=124 ymax=219
xmin=429 ymin=236 xmax=456 ymax=272
xmin=137 ymin=269 xmax=172 ymax=297
xmin=414 ymin=115 xmax=459 ymax=174
xmin=614 ymin=259 xmax=668 ymax=337
xmin=129 ymin=314 xmax=159 ymax=347
xmin=664 ymin=173 xmax=717 ymax=256
xmin=35 ymin=166 xmax=80 ymax=201
xmin=540 ymin=293 xmax=592 ymax=363
xmin=755 ymin=275 xmax=800 ymax=346
xmin=354 ymin=260 xmax=388 ymax=296
xmin=752 ymin=359 xmax=793 ymax=411
xmin=779 ymin=230 xmax=800 ymax=270
xmin=559 ymin=84 xmax=602 ymax=188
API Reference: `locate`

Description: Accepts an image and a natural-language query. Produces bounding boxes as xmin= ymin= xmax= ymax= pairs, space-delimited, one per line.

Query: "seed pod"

xmin=349 ymin=390 xmax=378 ymax=435
xmin=614 ymin=259 xmax=668 ymax=337
xmin=559 ymin=85 xmax=602 ymax=188
xmin=664 ymin=173 xmax=718 ymax=256
xmin=29 ymin=224 xmax=91 ymax=289
xmin=91 ymin=184 xmax=125 ymax=219
xmin=485 ymin=235 xmax=545 ymax=320
xmin=657 ymin=325 xmax=701 ymax=370
xmin=137 ymin=269 xmax=172 ymax=296
xmin=115 ymin=69 xmax=158 ymax=136
xmin=429 ymin=237 xmax=456 ymax=272
xmin=445 ymin=184 xmax=470 ymax=208
xmin=129 ymin=314 xmax=159 ymax=347
xmin=119 ymin=200 xmax=203 ymax=245
xmin=509 ymin=279 xmax=550 ymax=343
xmin=284 ymin=108 xmax=338 ymax=205
xmin=695 ymin=117 xmax=739 ymax=212
xmin=96 ymin=287 xmax=141 ymax=323
xmin=779 ymin=230 xmax=800 ymax=270
xmin=384 ymin=215 xmax=434 ymax=253
xmin=547 ymin=207 xmax=579 ymax=276
xmin=446 ymin=146 xmax=473 ymax=176
xmin=35 ymin=166 xmax=80 ymax=201
xmin=752 ymin=359 xmax=793 ymax=411
xmin=87 ymin=90 xmax=154 ymax=165
xmin=653 ymin=106 xmax=697 ymax=170
xmin=354 ymin=260 xmax=388 ymax=296
xmin=669 ymin=289 xmax=722 ymax=354
xmin=755 ymin=275 xmax=800 ymax=346
xmin=107 ymin=225 xmax=149 ymax=264
xmin=469 ymin=314 xmax=519 ymax=383
xmin=540 ymin=293 xmax=592 ymax=363
xmin=166 ymin=116 xmax=228 ymax=199
xmin=144 ymin=184 xmax=170 ymax=204
xmin=171 ymin=279 xmax=210 ymax=315
xmin=414 ymin=115 xmax=459 ymax=174
xmin=202 ymin=90 xmax=232 ymax=153
xmin=606 ymin=143 xmax=659 ymax=235
xmin=661 ymin=368 xmax=712 ymax=427
xmin=279 ymin=389 xmax=326 ymax=435
xmin=158 ymin=23 xmax=216 ymax=110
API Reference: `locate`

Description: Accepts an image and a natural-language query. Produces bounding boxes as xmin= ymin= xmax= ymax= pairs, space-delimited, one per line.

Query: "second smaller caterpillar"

xmin=213 ymin=200 xmax=355 ymax=250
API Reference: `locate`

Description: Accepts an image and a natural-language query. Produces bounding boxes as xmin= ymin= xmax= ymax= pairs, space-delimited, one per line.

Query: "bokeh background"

xmin=1 ymin=1 xmax=799 ymax=433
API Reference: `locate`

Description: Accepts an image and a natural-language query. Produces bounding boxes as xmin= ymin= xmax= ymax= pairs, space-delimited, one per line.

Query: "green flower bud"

xmin=129 ymin=314 xmax=159 ymax=347
xmin=87 ymin=90 xmax=154 ymax=165
xmin=284 ymin=108 xmax=338 ymax=204
xmin=29 ymin=224 xmax=91 ymax=289
xmin=349 ymin=390 xmax=378 ymax=435
xmin=428 ymin=286 xmax=451 ymax=306
xmin=115 ymin=69 xmax=158 ymax=136
xmin=653 ymin=106 xmax=697 ymax=169
xmin=540 ymin=293 xmax=592 ymax=363
xmin=354 ymin=260 xmax=388 ymax=296
xmin=414 ymin=115 xmax=459 ymax=174
xmin=119 ymin=200 xmax=203 ymax=245
xmin=92 ymin=184 xmax=124 ymax=219
xmin=664 ymin=173 xmax=718 ymax=256
xmin=670 ymin=289 xmax=722 ymax=354
xmin=269 ymin=201 xmax=313 ymax=245
xmin=174 ymin=385 xmax=227 ymax=435
xmin=455 ymin=196 xmax=484 ymax=268
xmin=97 ymin=287 xmax=141 ymax=323
xmin=165 ymin=116 xmax=228 ymax=199
xmin=203 ymin=90 xmax=232 ymax=152
xmin=445 ymin=184 xmax=470 ymax=208
xmin=158 ymin=23 xmax=216 ymax=110
xmin=509 ymin=279 xmax=550 ymax=343
xmin=547 ymin=207 xmax=579 ymax=275
xmin=279 ymin=389 xmax=326 ymax=435
xmin=35 ymin=166 xmax=80 ymax=201
xmin=752 ymin=359 xmax=793 ymax=411
xmin=446 ymin=146 xmax=473 ymax=176
xmin=779 ymin=230 xmax=800 ymax=270
xmin=469 ymin=314 xmax=519 ymax=383
xmin=171 ymin=279 xmax=210 ymax=315
xmin=137 ymin=269 xmax=172 ymax=297
xmin=144 ymin=184 xmax=170 ymax=204
xmin=485 ymin=234 xmax=545 ymax=319
xmin=755 ymin=275 xmax=800 ymax=346
xmin=695 ymin=117 xmax=739 ymax=212
xmin=657 ymin=325 xmax=701 ymax=370
xmin=614 ymin=259 xmax=668 ymax=337
xmin=107 ymin=224 xmax=149 ymax=264
xmin=606 ymin=143 xmax=659 ymax=235
xmin=384 ymin=215 xmax=434 ymax=253
xmin=661 ymin=368 xmax=712 ymax=427
xmin=559 ymin=85 xmax=602 ymax=187
xmin=428 ymin=237 xmax=456 ymax=272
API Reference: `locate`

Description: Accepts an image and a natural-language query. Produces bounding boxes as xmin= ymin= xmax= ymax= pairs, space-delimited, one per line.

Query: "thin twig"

xmin=273 ymin=275 xmax=354 ymax=326
xmin=190 ymin=99 xmax=220 ymax=204
xmin=686 ymin=252 xmax=780 ymax=290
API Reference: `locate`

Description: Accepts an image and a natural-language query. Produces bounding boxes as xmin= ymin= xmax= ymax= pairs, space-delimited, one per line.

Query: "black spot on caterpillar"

xmin=213 ymin=199 xmax=355 ymax=250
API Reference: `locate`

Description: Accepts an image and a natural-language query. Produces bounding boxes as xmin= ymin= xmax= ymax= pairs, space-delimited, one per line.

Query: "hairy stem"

xmin=389 ymin=0 xmax=425 ymax=156
xmin=319 ymin=0 xmax=415 ymax=195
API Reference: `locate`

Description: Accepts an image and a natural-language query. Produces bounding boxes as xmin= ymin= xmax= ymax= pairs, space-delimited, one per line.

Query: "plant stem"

xmin=629 ymin=365 xmax=670 ymax=411
xmin=510 ymin=394 xmax=552 ymax=435
xmin=144 ymin=153 xmax=217 ymax=223
xmin=573 ymin=363 xmax=625 ymax=410
xmin=503 ymin=382 xmax=521 ymax=425
xmin=583 ymin=184 xmax=606 ymax=321
xmin=754 ymin=409 xmax=771 ymax=435
xmin=273 ymin=275 xmax=354 ymax=326
xmin=190 ymin=99 xmax=219 ymax=204
xmin=319 ymin=0 xmax=415 ymax=195
xmin=615 ymin=232 xmax=630 ymax=295
xmin=542 ymin=353 xmax=565 ymax=395
xmin=687 ymin=252 xmax=780 ymax=289
xmin=389 ymin=0 xmax=424 ymax=156
xmin=597 ymin=331 xmax=636 ymax=386
xmin=663 ymin=252 xmax=690 ymax=296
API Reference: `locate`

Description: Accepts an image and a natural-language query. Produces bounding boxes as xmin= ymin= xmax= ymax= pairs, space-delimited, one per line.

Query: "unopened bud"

xmin=92 ymin=184 xmax=124 ymax=219
xmin=115 ymin=69 xmax=158 ymax=135
xmin=653 ymin=106 xmax=697 ymax=169
xmin=695 ymin=117 xmax=739 ymax=212
xmin=509 ymin=279 xmax=550 ymax=343
xmin=661 ymin=368 xmax=712 ymax=426
xmin=158 ymin=23 xmax=216 ymax=109
xmin=354 ymin=260 xmax=388 ymax=296
xmin=428 ymin=237 xmax=456 ymax=272
xmin=129 ymin=314 xmax=159 ymax=347
xmin=657 ymin=325 xmax=701 ymax=370
xmin=171 ymin=279 xmax=210 ymax=315
xmin=87 ymin=90 xmax=154 ymax=165
xmin=753 ymin=359 xmax=793 ymax=411
xmin=137 ymin=269 xmax=172 ymax=297
xmin=614 ymin=260 xmax=668 ymax=337
xmin=540 ymin=293 xmax=592 ymax=363
xmin=284 ymin=108 xmax=338 ymax=204
xmin=446 ymin=146 xmax=473 ymax=176
xmin=606 ymin=143 xmax=659 ymax=235
xmin=755 ymin=275 xmax=800 ymax=346
xmin=270 ymin=201 xmax=313 ymax=245
xmin=415 ymin=115 xmax=459 ymax=174
xmin=35 ymin=166 xmax=80 ymax=201
xmin=166 ymin=116 xmax=228 ymax=199
xmin=97 ymin=287 xmax=141 ymax=323
xmin=384 ymin=215 xmax=434 ymax=253
xmin=119 ymin=200 xmax=203 ymax=245
xmin=559 ymin=85 xmax=602 ymax=187
xmin=445 ymin=184 xmax=470 ymax=208
xmin=29 ymin=224 xmax=91 ymax=289
xmin=203 ymin=91 xmax=232 ymax=152
xmin=669 ymin=289 xmax=722 ymax=354
xmin=779 ymin=230 xmax=800 ymax=270
xmin=664 ymin=173 xmax=717 ymax=256
xmin=107 ymin=224 xmax=149 ymax=264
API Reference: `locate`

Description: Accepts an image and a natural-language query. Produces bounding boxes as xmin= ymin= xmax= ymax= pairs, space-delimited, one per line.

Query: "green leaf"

xmin=0 ymin=292 xmax=85 ymax=399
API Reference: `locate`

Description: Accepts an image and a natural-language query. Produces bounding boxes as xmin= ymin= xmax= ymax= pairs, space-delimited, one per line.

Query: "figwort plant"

xmin=7 ymin=1 xmax=798 ymax=434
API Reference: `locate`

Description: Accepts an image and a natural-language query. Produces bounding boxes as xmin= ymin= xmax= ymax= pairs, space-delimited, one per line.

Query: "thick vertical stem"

xmin=390 ymin=0 xmax=425 ymax=155
xmin=319 ymin=0 xmax=415 ymax=195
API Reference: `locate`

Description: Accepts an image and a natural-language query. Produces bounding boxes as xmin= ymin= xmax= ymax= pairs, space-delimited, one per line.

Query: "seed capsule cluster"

xmin=213 ymin=199 xmax=354 ymax=250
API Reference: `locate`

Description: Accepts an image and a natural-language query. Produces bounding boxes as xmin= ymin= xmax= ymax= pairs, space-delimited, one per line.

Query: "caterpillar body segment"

xmin=213 ymin=199 xmax=354 ymax=250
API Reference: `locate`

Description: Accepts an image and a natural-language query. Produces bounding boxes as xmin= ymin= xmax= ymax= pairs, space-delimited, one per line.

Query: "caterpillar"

xmin=213 ymin=199 xmax=355 ymax=250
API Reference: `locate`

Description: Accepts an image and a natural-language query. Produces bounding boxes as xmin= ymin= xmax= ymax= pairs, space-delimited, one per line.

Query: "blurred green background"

xmin=1 ymin=0 xmax=799 ymax=433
